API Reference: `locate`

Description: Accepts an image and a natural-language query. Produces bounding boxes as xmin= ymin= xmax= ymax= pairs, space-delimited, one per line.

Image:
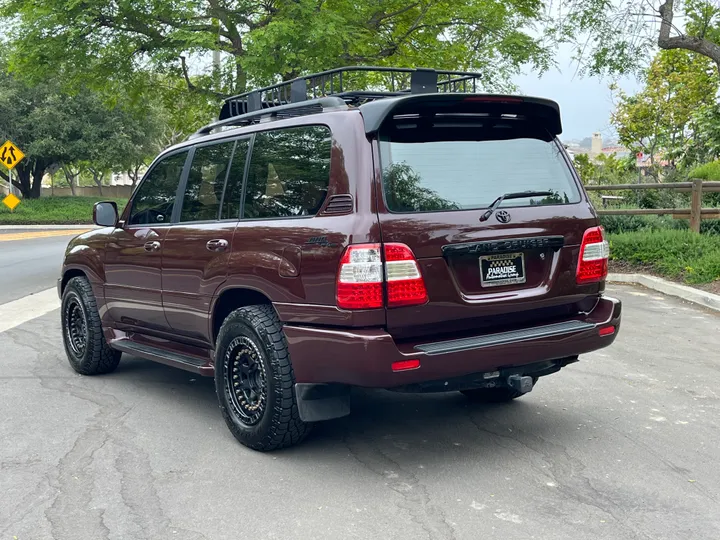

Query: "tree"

xmin=383 ymin=163 xmax=459 ymax=212
xmin=0 ymin=71 xmax=63 ymax=198
xmin=2 ymin=0 xmax=553 ymax=99
xmin=572 ymin=154 xmax=598 ymax=184
xmin=610 ymin=49 xmax=718 ymax=173
xmin=559 ymin=0 xmax=720 ymax=76
xmin=0 ymin=60 xmax=167 ymax=198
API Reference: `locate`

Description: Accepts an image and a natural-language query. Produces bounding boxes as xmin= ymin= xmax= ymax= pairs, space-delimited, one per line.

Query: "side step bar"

xmin=111 ymin=340 xmax=213 ymax=376
xmin=415 ymin=320 xmax=595 ymax=356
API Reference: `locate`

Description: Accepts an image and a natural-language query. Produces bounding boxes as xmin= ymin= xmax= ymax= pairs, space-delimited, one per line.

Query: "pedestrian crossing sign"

xmin=3 ymin=193 xmax=21 ymax=211
xmin=0 ymin=140 xmax=25 ymax=170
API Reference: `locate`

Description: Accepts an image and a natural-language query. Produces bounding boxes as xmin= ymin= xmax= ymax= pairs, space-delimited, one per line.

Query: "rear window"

xmin=380 ymin=135 xmax=580 ymax=213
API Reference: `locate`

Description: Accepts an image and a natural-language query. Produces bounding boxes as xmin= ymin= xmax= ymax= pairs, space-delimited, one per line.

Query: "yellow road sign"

xmin=0 ymin=140 xmax=25 ymax=170
xmin=2 ymin=193 xmax=21 ymax=211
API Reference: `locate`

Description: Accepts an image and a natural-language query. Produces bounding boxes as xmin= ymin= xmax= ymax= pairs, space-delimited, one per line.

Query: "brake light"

xmin=384 ymin=243 xmax=428 ymax=307
xmin=577 ymin=226 xmax=609 ymax=284
xmin=336 ymin=244 xmax=384 ymax=309
xmin=463 ymin=96 xmax=524 ymax=103
xmin=336 ymin=243 xmax=428 ymax=309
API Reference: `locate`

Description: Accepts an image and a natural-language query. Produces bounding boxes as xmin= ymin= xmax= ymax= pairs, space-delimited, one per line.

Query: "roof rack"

xmin=193 ymin=66 xmax=483 ymax=138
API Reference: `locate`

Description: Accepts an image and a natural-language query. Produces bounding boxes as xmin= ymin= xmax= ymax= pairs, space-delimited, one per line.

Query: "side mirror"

xmin=93 ymin=201 xmax=119 ymax=227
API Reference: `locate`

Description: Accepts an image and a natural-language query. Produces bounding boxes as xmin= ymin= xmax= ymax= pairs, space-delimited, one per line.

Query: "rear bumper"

xmin=284 ymin=296 xmax=621 ymax=388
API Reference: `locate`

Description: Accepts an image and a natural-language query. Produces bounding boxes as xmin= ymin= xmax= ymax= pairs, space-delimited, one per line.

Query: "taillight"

xmin=336 ymin=243 xmax=428 ymax=309
xmin=577 ymin=226 xmax=609 ymax=284
xmin=385 ymin=243 xmax=428 ymax=307
xmin=336 ymin=244 xmax=384 ymax=309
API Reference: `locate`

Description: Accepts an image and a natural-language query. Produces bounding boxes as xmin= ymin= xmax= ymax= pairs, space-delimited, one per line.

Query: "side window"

xmin=243 ymin=126 xmax=332 ymax=219
xmin=220 ymin=138 xmax=250 ymax=220
xmin=129 ymin=152 xmax=188 ymax=225
xmin=180 ymin=142 xmax=235 ymax=222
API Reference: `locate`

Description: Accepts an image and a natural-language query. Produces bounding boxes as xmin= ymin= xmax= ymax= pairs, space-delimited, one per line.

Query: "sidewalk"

xmin=0 ymin=224 xmax=95 ymax=230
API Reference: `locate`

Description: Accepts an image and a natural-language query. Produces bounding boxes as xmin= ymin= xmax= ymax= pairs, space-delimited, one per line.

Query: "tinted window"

xmin=243 ymin=126 xmax=331 ymax=219
xmin=129 ymin=152 xmax=188 ymax=225
xmin=180 ymin=142 xmax=234 ymax=222
xmin=220 ymin=138 xmax=250 ymax=220
xmin=380 ymin=136 xmax=580 ymax=213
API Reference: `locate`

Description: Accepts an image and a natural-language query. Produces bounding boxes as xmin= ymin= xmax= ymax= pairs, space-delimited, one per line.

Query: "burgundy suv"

xmin=59 ymin=67 xmax=621 ymax=451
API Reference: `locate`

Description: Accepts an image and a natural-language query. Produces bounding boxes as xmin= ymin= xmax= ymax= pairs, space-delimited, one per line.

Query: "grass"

xmin=0 ymin=196 xmax=128 ymax=225
xmin=608 ymin=229 xmax=720 ymax=285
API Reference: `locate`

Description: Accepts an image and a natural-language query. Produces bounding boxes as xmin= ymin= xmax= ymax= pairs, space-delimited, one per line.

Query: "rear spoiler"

xmin=359 ymin=94 xmax=562 ymax=136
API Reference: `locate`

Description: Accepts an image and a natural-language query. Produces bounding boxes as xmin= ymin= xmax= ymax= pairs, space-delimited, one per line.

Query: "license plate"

xmin=480 ymin=252 xmax=526 ymax=287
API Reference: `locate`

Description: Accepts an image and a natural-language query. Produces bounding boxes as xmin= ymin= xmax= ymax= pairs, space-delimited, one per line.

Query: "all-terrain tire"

xmin=215 ymin=305 xmax=310 ymax=451
xmin=61 ymin=276 xmax=121 ymax=375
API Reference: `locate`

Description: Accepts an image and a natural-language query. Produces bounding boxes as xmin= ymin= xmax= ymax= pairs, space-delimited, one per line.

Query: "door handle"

xmin=144 ymin=241 xmax=161 ymax=252
xmin=206 ymin=239 xmax=229 ymax=252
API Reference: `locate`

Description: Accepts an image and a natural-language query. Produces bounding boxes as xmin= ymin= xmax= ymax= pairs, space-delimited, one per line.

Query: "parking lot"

xmin=0 ymin=283 xmax=717 ymax=539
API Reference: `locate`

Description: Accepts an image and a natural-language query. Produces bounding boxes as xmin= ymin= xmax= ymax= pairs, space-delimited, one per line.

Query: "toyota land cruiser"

xmin=59 ymin=67 xmax=621 ymax=451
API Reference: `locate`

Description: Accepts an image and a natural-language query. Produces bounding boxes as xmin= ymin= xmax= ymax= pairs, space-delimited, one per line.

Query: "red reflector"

xmin=392 ymin=359 xmax=421 ymax=372
xmin=598 ymin=326 xmax=615 ymax=337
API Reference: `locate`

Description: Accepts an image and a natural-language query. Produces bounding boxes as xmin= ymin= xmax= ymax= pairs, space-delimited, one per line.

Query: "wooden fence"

xmin=585 ymin=179 xmax=720 ymax=233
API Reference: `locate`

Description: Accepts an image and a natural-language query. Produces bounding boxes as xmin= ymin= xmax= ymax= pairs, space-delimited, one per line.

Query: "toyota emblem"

xmin=495 ymin=210 xmax=511 ymax=223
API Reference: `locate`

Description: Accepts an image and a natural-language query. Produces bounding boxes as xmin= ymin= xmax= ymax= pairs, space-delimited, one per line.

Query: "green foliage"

xmin=572 ymin=154 xmax=597 ymax=184
xmin=556 ymin=1 xmax=720 ymax=77
xmin=600 ymin=214 xmax=720 ymax=234
xmin=610 ymin=50 xmax=718 ymax=172
xmin=689 ymin=161 xmax=720 ymax=181
xmin=383 ymin=163 xmax=459 ymax=212
xmin=2 ymin=0 xmax=553 ymax=97
xmin=0 ymin=196 xmax=128 ymax=225
xmin=0 ymin=60 xmax=165 ymax=198
xmin=608 ymin=229 xmax=720 ymax=284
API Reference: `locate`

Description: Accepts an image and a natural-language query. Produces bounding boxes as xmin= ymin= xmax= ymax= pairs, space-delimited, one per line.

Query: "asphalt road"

xmin=0 ymin=234 xmax=75 ymax=303
xmin=1 ymin=285 xmax=719 ymax=540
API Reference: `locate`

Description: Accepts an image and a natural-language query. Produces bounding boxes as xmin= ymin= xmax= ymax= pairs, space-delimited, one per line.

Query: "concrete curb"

xmin=0 ymin=224 xmax=95 ymax=230
xmin=608 ymin=273 xmax=720 ymax=313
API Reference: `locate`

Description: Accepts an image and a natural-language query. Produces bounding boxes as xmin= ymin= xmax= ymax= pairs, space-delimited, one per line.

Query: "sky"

xmin=512 ymin=44 xmax=642 ymax=143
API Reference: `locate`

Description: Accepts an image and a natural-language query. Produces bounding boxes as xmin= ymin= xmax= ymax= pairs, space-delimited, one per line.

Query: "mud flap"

xmin=295 ymin=383 xmax=351 ymax=422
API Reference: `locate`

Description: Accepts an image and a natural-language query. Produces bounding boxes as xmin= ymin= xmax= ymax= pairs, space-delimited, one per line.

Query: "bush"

xmin=608 ymin=229 xmax=720 ymax=284
xmin=0 ymin=196 xmax=128 ymax=225
xmin=688 ymin=161 xmax=720 ymax=206
xmin=689 ymin=161 xmax=720 ymax=181
xmin=600 ymin=214 xmax=720 ymax=235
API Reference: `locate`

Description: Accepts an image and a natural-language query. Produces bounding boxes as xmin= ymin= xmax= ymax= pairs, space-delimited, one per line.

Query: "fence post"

xmin=690 ymin=178 xmax=703 ymax=233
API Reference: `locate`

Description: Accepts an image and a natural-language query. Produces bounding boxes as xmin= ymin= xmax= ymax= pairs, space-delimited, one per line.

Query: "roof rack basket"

xmin=219 ymin=66 xmax=482 ymax=120
xmin=191 ymin=66 xmax=483 ymax=137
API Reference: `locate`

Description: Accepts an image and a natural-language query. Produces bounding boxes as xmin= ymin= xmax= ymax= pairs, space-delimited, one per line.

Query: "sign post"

xmin=1 ymin=140 xmax=26 ymax=211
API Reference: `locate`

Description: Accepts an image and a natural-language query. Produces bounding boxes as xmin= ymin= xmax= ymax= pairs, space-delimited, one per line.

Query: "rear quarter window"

xmin=243 ymin=125 xmax=332 ymax=219
xmin=380 ymin=134 xmax=580 ymax=213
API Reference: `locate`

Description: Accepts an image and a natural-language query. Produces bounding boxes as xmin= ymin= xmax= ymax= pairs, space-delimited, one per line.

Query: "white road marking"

xmin=0 ymin=287 xmax=59 ymax=333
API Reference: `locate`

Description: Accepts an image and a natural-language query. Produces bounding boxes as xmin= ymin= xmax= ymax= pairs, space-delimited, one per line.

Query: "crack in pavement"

xmin=342 ymin=430 xmax=457 ymax=540
xmin=1 ymin=342 xmax=207 ymax=540
xmin=466 ymin=408 xmax=658 ymax=540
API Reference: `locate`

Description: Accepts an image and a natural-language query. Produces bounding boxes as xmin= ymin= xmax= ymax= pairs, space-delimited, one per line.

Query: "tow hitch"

xmin=507 ymin=374 xmax=534 ymax=395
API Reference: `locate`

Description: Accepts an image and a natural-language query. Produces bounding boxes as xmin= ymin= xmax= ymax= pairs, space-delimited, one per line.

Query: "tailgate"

xmin=368 ymin=95 xmax=601 ymax=339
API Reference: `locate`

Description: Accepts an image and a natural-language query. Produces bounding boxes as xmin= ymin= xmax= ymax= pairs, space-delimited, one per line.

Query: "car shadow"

xmin=111 ymin=356 xmax=582 ymax=464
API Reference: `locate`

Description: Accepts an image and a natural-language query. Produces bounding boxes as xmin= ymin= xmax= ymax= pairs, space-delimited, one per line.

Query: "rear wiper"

xmin=479 ymin=190 xmax=555 ymax=222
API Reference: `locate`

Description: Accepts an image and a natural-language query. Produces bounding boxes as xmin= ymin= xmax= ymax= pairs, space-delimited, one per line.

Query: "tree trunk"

xmin=30 ymin=161 xmax=45 ymax=199
xmin=62 ymin=165 xmax=78 ymax=196
xmin=14 ymin=164 xmax=32 ymax=198
xmin=658 ymin=0 xmax=720 ymax=65
xmin=89 ymin=168 xmax=104 ymax=196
